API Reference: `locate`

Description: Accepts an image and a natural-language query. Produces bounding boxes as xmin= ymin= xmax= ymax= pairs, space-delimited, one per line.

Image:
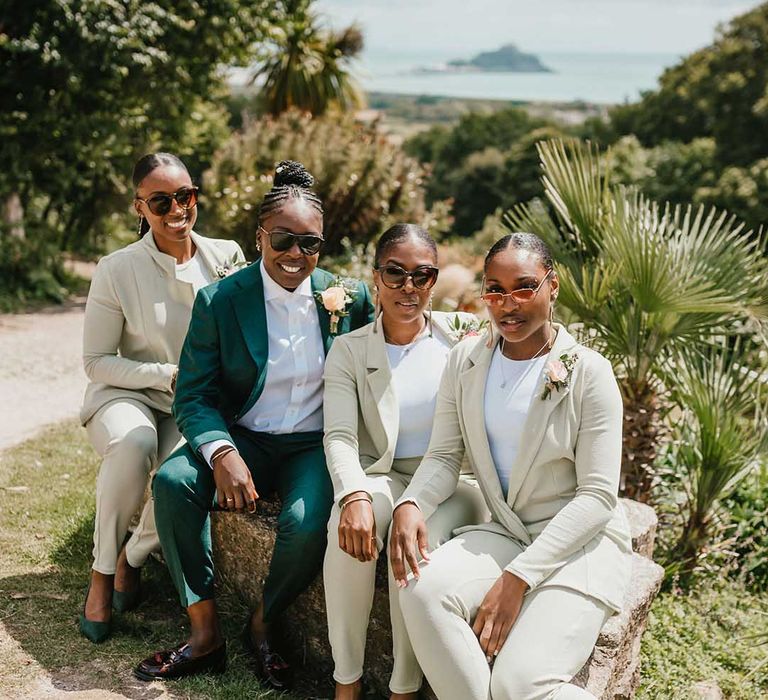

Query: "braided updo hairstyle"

xmin=258 ymin=160 xmax=324 ymax=228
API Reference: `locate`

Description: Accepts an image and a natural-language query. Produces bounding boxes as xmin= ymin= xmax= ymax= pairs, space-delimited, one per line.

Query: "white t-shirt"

xmin=386 ymin=330 xmax=452 ymax=459
xmin=174 ymin=251 xmax=214 ymax=294
xmin=484 ymin=345 xmax=548 ymax=496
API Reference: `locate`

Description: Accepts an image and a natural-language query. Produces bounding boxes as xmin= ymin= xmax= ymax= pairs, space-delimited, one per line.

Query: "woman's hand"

xmin=213 ymin=450 xmax=258 ymax=512
xmin=472 ymin=571 xmax=528 ymax=662
xmin=389 ymin=502 xmax=429 ymax=587
xmin=338 ymin=491 xmax=377 ymax=563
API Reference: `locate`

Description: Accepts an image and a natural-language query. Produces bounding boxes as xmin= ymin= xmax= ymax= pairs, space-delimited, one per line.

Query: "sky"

xmin=315 ymin=0 xmax=758 ymax=56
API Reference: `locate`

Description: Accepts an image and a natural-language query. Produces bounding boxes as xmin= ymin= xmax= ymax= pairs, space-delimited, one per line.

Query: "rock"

xmin=212 ymin=499 xmax=662 ymax=698
xmin=691 ymin=681 xmax=724 ymax=699
xmin=621 ymin=498 xmax=657 ymax=559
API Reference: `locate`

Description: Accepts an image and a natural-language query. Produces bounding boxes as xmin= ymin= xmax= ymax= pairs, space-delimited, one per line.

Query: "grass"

xmin=1 ymin=421 xmax=767 ymax=699
xmin=0 ymin=421 xmax=313 ymax=699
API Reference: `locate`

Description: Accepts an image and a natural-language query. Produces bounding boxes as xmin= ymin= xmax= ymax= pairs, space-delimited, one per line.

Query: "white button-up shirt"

xmin=200 ymin=262 xmax=325 ymax=466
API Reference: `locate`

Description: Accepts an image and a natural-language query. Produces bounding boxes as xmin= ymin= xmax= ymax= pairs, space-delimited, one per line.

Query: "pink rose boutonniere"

xmin=315 ymin=276 xmax=358 ymax=334
xmin=541 ymin=351 xmax=578 ymax=400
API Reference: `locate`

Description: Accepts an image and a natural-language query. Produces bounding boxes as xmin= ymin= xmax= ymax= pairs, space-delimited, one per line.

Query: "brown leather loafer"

xmin=133 ymin=641 xmax=226 ymax=681
xmin=242 ymin=621 xmax=292 ymax=690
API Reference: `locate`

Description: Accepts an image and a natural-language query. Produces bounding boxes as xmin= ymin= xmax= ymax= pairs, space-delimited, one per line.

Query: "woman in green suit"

xmin=135 ymin=161 xmax=375 ymax=690
xmin=79 ymin=153 xmax=244 ymax=643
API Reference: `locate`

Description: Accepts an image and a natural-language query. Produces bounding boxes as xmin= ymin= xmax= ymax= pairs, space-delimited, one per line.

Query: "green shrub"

xmin=722 ymin=461 xmax=768 ymax=589
xmin=203 ymin=110 xmax=445 ymax=258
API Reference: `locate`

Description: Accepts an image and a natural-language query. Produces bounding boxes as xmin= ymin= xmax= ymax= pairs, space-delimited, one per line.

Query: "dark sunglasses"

xmin=375 ymin=264 xmax=439 ymax=290
xmin=260 ymin=226 xmax=324 ymax=255
xmin=481 ymin=270 xmax=553 ymax=306
xmin=136 ymin=186 xmax=199 ymax=216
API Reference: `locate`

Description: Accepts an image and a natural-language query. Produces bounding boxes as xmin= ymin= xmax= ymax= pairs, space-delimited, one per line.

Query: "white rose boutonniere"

xmin=215 ymin=260 xmax=249 ymax=279
xmin=315 ymin=276 xmax=359 ymax=334
xmin=541 ymin=352 xmax=578 ymax=400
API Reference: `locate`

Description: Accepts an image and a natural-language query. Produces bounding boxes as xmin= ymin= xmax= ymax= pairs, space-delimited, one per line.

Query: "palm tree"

xmin=253 ymin=0 xmax=364 ymax=116
xmin=506 ymin=138 xmax=768 ymax=502
xmin=665 ymin=339 xmax=768 ymax=576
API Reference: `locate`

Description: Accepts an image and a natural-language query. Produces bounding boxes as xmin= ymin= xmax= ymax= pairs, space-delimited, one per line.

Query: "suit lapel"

xmin=504 ymin=324 xmax=579 ymax=508
xmin=311 ymin=269 xmax=333 ymax=353
xmin=230 ymin=264 xmax=269 ymax=414
xmin=365 ymin=316 xmax=398 ymax=455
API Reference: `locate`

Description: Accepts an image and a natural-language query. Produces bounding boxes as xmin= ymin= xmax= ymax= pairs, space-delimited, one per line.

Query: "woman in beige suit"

xmin=79 ymin=153 xmax=245 ymax=642
xmin=322 ymin=224 xmax=487 ymax=700
xmin=389 ymin=233 xmax=632 ymax=700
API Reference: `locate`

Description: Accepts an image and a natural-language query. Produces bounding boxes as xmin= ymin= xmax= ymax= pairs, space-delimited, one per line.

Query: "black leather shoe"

xmin=242 ymin=620 xmax=293 ymax=690
xmin=133 ymin=641 xmax=226 ymax=681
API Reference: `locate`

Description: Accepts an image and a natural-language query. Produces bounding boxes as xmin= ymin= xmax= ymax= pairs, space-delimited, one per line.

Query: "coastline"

xmin=359 ymin=91 xmax=610 ymax=141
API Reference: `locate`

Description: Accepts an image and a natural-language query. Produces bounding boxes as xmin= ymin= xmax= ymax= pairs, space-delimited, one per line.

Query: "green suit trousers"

xmin=153 ymin=427 xmax=332 ymax=622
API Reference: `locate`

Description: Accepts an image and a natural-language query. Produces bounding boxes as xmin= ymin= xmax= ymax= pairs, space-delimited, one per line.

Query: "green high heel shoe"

xmin=79 ymin=582 xmax=112 ymax=644
xmin=112 ymin=583 xmax=141 ymax=613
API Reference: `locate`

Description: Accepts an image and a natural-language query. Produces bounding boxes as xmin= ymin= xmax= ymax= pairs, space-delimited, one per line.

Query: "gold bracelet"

xmin=340 ymin=494 xmax=373 ymax=511
xmin=211 ymin=446 xmax=236 ymax=466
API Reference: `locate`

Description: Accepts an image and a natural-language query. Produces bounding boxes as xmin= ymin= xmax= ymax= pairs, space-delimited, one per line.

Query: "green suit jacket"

xmin=173 ymin=263 xmax=375 ymax=453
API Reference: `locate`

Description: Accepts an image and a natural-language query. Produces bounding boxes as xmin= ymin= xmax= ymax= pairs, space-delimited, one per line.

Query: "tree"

xmin=0 ymin=0 xmax=278 ymax=254
xmin=506 ymin=138 xmax=768 ymax=502
xmin=252 ymin=0 xmax=364 ymax=116
xmin=202 ymin=110 xmax=447 ymax=258
xmin=608 ymin=3 xmax=768 ymax=167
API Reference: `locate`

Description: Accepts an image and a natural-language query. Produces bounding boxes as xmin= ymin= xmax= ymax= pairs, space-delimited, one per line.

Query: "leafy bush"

xmin=722 ymin=461 xmax=768 ymax=590
xmin=203 ymin=110 xmax=448 ymax=258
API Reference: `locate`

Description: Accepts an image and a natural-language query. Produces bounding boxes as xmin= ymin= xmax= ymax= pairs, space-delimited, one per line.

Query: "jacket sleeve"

xmin=395 ymin=344 xmax=466 ymax=519
xmin=172 ymin=286 xmax=234 ymax=452
xmin=322 ymin=338 xmax=371 ymax=504
xmin=504 ymin=354 xmax=623 ymax=589
xmin=82 ymin=257 xmax=175 ymax=391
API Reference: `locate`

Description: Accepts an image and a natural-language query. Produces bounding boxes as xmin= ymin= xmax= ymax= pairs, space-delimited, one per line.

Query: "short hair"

xmin=374 ymin=223 xmax=437 ymax=267
xmin=258 ymin=160 xmax=324 ymax=226
xmin=484 ymin=232 xmax=553 ymax=272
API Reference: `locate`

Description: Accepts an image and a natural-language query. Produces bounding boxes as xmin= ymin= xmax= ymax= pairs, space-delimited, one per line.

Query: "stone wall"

xmin=212 ymin=498 xmax=664 ymax=698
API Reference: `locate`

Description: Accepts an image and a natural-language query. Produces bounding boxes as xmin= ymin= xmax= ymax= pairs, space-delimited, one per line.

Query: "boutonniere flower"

xmin=315 ymin=276 xmax=358 ymax=334
xmin=447 ymin=314 xmax=489 ymax=342
xmin=541 ymin=351 xmax=578 ymax=400
xmin=215 ymin=260 xmax=248 ymax=279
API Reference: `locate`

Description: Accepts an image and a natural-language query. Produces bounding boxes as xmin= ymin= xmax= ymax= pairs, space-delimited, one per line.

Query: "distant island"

xmin=415 ymin=44 xmax=552 ymax=74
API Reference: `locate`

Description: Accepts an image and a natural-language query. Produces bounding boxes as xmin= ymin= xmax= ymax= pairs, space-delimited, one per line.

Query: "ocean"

xmin=355 ymin=50 xmax=680 ymax=104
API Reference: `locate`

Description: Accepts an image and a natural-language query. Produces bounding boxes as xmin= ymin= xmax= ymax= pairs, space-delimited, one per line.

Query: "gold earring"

xmin=428 ymin=295 xmax=433 ymax=337
xmin=136 ymin=215 xmax=144 ymax=237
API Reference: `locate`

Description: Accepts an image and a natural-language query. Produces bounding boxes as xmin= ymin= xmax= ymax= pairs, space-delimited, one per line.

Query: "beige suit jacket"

xmin=397 ymin=324 xmax=632 ymax=612
xmin=80 ymin=230 xmax=245 ymax=424
xmin=323 ymin=311 xmax=476 ymax=505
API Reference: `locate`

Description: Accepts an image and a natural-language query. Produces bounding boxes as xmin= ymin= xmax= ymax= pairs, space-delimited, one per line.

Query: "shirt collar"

xmin=260 ymin=260 xmax=313 ymax=302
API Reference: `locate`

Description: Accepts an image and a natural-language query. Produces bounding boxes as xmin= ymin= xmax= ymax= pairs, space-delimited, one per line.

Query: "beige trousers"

xmin=324 ymin=461 xmax=488 ymax=693
xmin=86 ymin=398 xmax=183 ymax=574
xmin=398 ymin=530 xmax=612 ymax=700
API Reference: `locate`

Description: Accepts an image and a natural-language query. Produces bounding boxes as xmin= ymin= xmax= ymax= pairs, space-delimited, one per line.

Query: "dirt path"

xmin=0 ymin=298 xmax=89 ymax=451
xmin=0 ymin=299 xmax=173 ymax=699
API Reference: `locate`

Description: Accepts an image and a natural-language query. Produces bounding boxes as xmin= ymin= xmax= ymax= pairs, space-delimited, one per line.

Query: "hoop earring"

xmin=373 ymin=289 xmax=381 ymax=333
xmin=428 ymin=295 xmax=433 ymax=337
xmin=136 ymin=215 xmax=144 ymax=237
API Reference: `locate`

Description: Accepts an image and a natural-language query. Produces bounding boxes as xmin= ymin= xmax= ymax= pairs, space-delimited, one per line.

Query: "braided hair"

xmin=374 ymin=223 xmax=437 ymax=267
xmin=258 ymin=160 xmax=324 ymax=226
xmin=484 ymin=232 xmax=553 ymax=273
